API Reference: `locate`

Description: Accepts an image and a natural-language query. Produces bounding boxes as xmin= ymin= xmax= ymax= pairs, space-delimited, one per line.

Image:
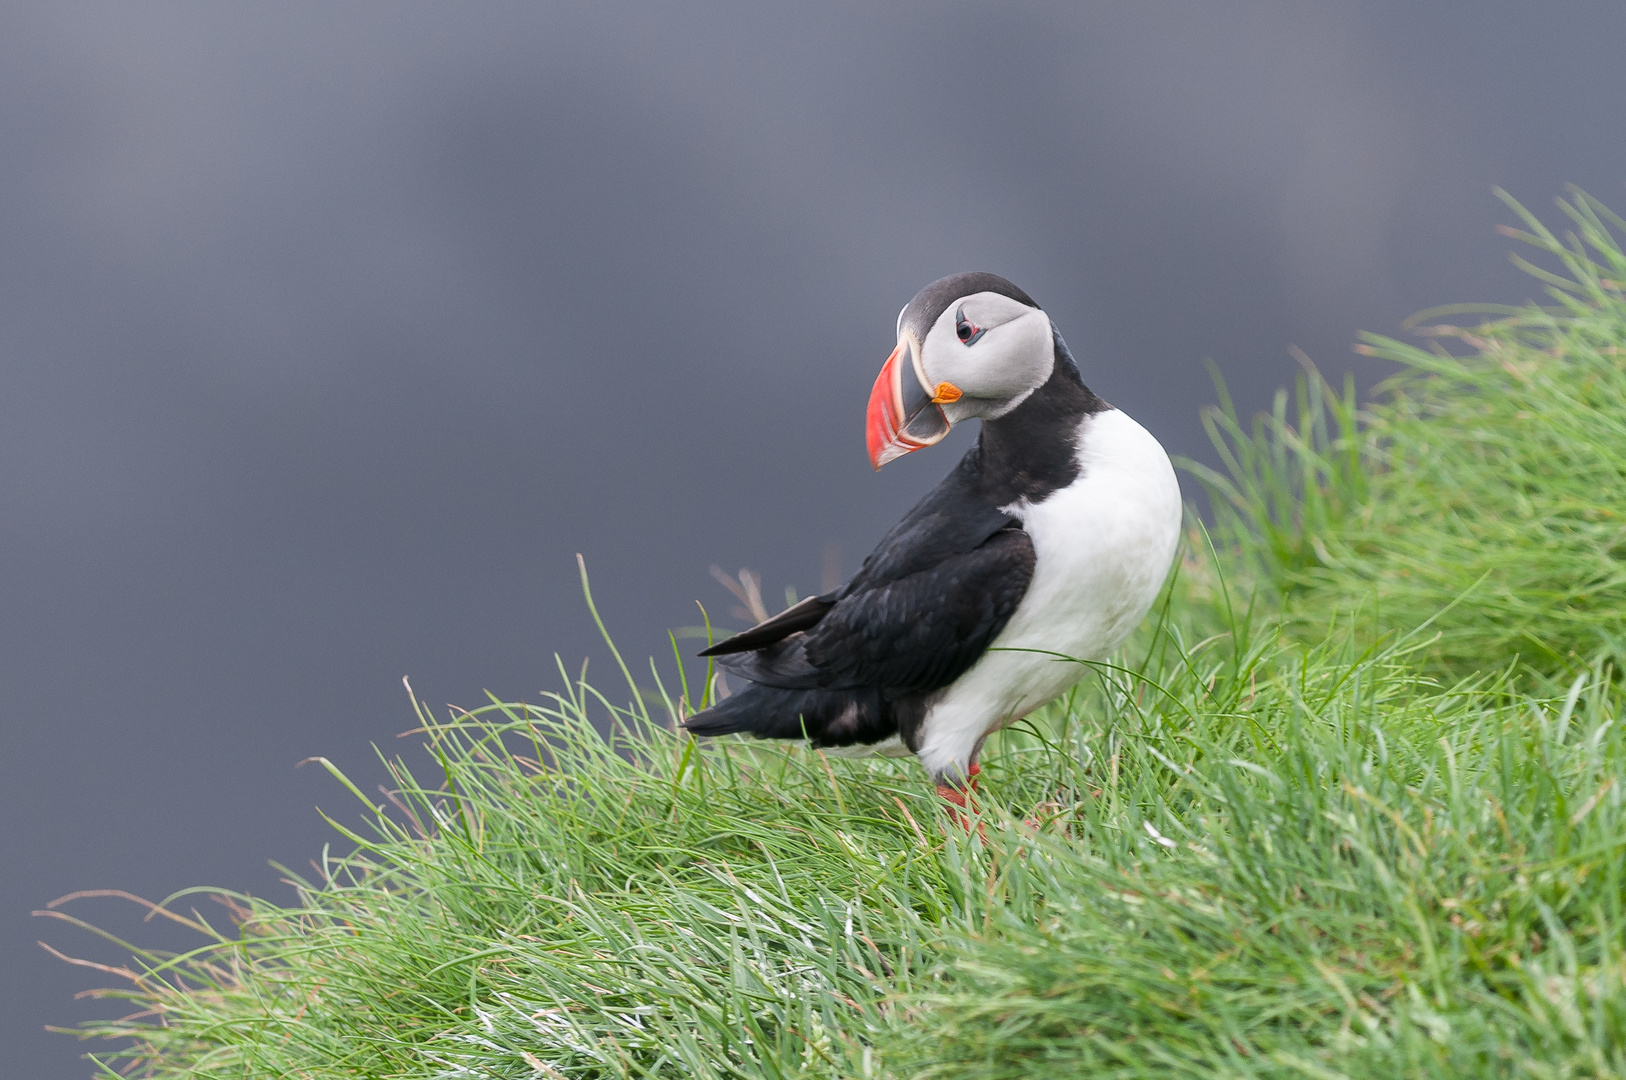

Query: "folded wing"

xmin=706 ymin=523 xmax=1034 ymax=696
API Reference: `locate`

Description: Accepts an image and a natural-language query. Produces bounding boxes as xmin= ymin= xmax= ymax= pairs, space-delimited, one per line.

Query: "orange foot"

xmin=935 ymin=764 xmax=983 ymax=834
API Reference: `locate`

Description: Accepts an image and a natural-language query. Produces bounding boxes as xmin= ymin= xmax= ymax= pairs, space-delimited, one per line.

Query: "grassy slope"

xmin=45 ymin=194 xmax=1626 ymax=1078
xmin=1190 ymin=189 xmax=1626 ymax=678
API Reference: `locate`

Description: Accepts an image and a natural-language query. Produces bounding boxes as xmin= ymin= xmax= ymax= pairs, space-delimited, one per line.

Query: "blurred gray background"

xmin=6 ymin=2 xmax=1625 ymax=1074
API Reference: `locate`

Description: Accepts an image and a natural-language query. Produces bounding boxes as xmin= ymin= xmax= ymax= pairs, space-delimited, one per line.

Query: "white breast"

xmin=914 ymin=408 xmax=1182 ymax=781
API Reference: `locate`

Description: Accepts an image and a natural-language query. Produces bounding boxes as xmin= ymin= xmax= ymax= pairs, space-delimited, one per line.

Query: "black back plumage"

xmin=683 ymin=292 xmax=1107 ymax=753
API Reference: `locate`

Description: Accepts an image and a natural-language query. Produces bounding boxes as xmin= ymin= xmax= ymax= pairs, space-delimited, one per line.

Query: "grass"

xmin=1186 ymin=187 xmax=1626 ymax=678
xmin=41 ymin=190 xmax=1626 ymax=1078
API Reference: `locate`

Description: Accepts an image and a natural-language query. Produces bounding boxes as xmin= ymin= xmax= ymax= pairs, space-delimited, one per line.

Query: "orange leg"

xmin=935 ymin=763 xmax=983 ymax=833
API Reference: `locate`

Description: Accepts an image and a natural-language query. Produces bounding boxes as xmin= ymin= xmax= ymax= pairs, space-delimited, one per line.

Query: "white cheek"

xmin=924 ymin=310 xmax=1053 ymax=415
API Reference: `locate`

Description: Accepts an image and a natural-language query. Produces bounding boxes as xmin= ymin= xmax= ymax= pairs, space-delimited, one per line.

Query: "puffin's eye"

xmin=954 ymin=306 xmax=985 ymax=346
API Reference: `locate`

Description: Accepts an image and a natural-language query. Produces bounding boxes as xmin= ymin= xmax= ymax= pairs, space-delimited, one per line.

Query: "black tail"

xmin=682 ymin=683 xmax=896 ymax=750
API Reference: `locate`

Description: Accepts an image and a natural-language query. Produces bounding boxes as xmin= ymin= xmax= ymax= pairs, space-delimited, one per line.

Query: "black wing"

xmin=801 ymin=523 xmax=1034 ymax=691
xmin=696 ymin=439 xmax=1039 ymax=698
xmin=700 ymin=445 xmax=1017 ymax=654
xmin=703 ymin=493 xmax=1035 ymax=698
xmin=698 ymin=593 xmax=835 ymax=658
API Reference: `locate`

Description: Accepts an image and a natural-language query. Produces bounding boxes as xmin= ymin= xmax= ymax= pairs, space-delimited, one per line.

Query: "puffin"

xmin=683 ymin=272 xmax=1182 ymax=808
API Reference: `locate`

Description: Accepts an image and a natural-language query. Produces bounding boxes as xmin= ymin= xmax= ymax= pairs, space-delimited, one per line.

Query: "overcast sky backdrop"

xmin=7 ymin=3 xmax=1626 ymax=1074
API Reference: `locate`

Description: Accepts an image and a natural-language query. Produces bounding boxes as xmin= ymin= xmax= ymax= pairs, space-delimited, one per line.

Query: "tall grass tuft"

xmin=1187 ymin=188 xmax=1626 ymax=677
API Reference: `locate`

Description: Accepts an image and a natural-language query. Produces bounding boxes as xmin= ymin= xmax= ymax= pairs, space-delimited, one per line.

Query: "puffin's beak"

xmin=865 ymin=338 xmax=960 ymax=469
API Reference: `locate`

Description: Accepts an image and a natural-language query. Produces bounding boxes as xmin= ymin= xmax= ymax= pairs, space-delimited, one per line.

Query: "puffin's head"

xmin=866 ymin=272 xmax=1056 ymax=469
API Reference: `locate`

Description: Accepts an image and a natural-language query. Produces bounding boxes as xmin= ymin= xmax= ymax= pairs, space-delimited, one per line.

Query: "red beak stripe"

xmin=865 ymin=344 xmax=908 ymax=470
xmin=866 ymin=339 xmax=952 ymax=469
